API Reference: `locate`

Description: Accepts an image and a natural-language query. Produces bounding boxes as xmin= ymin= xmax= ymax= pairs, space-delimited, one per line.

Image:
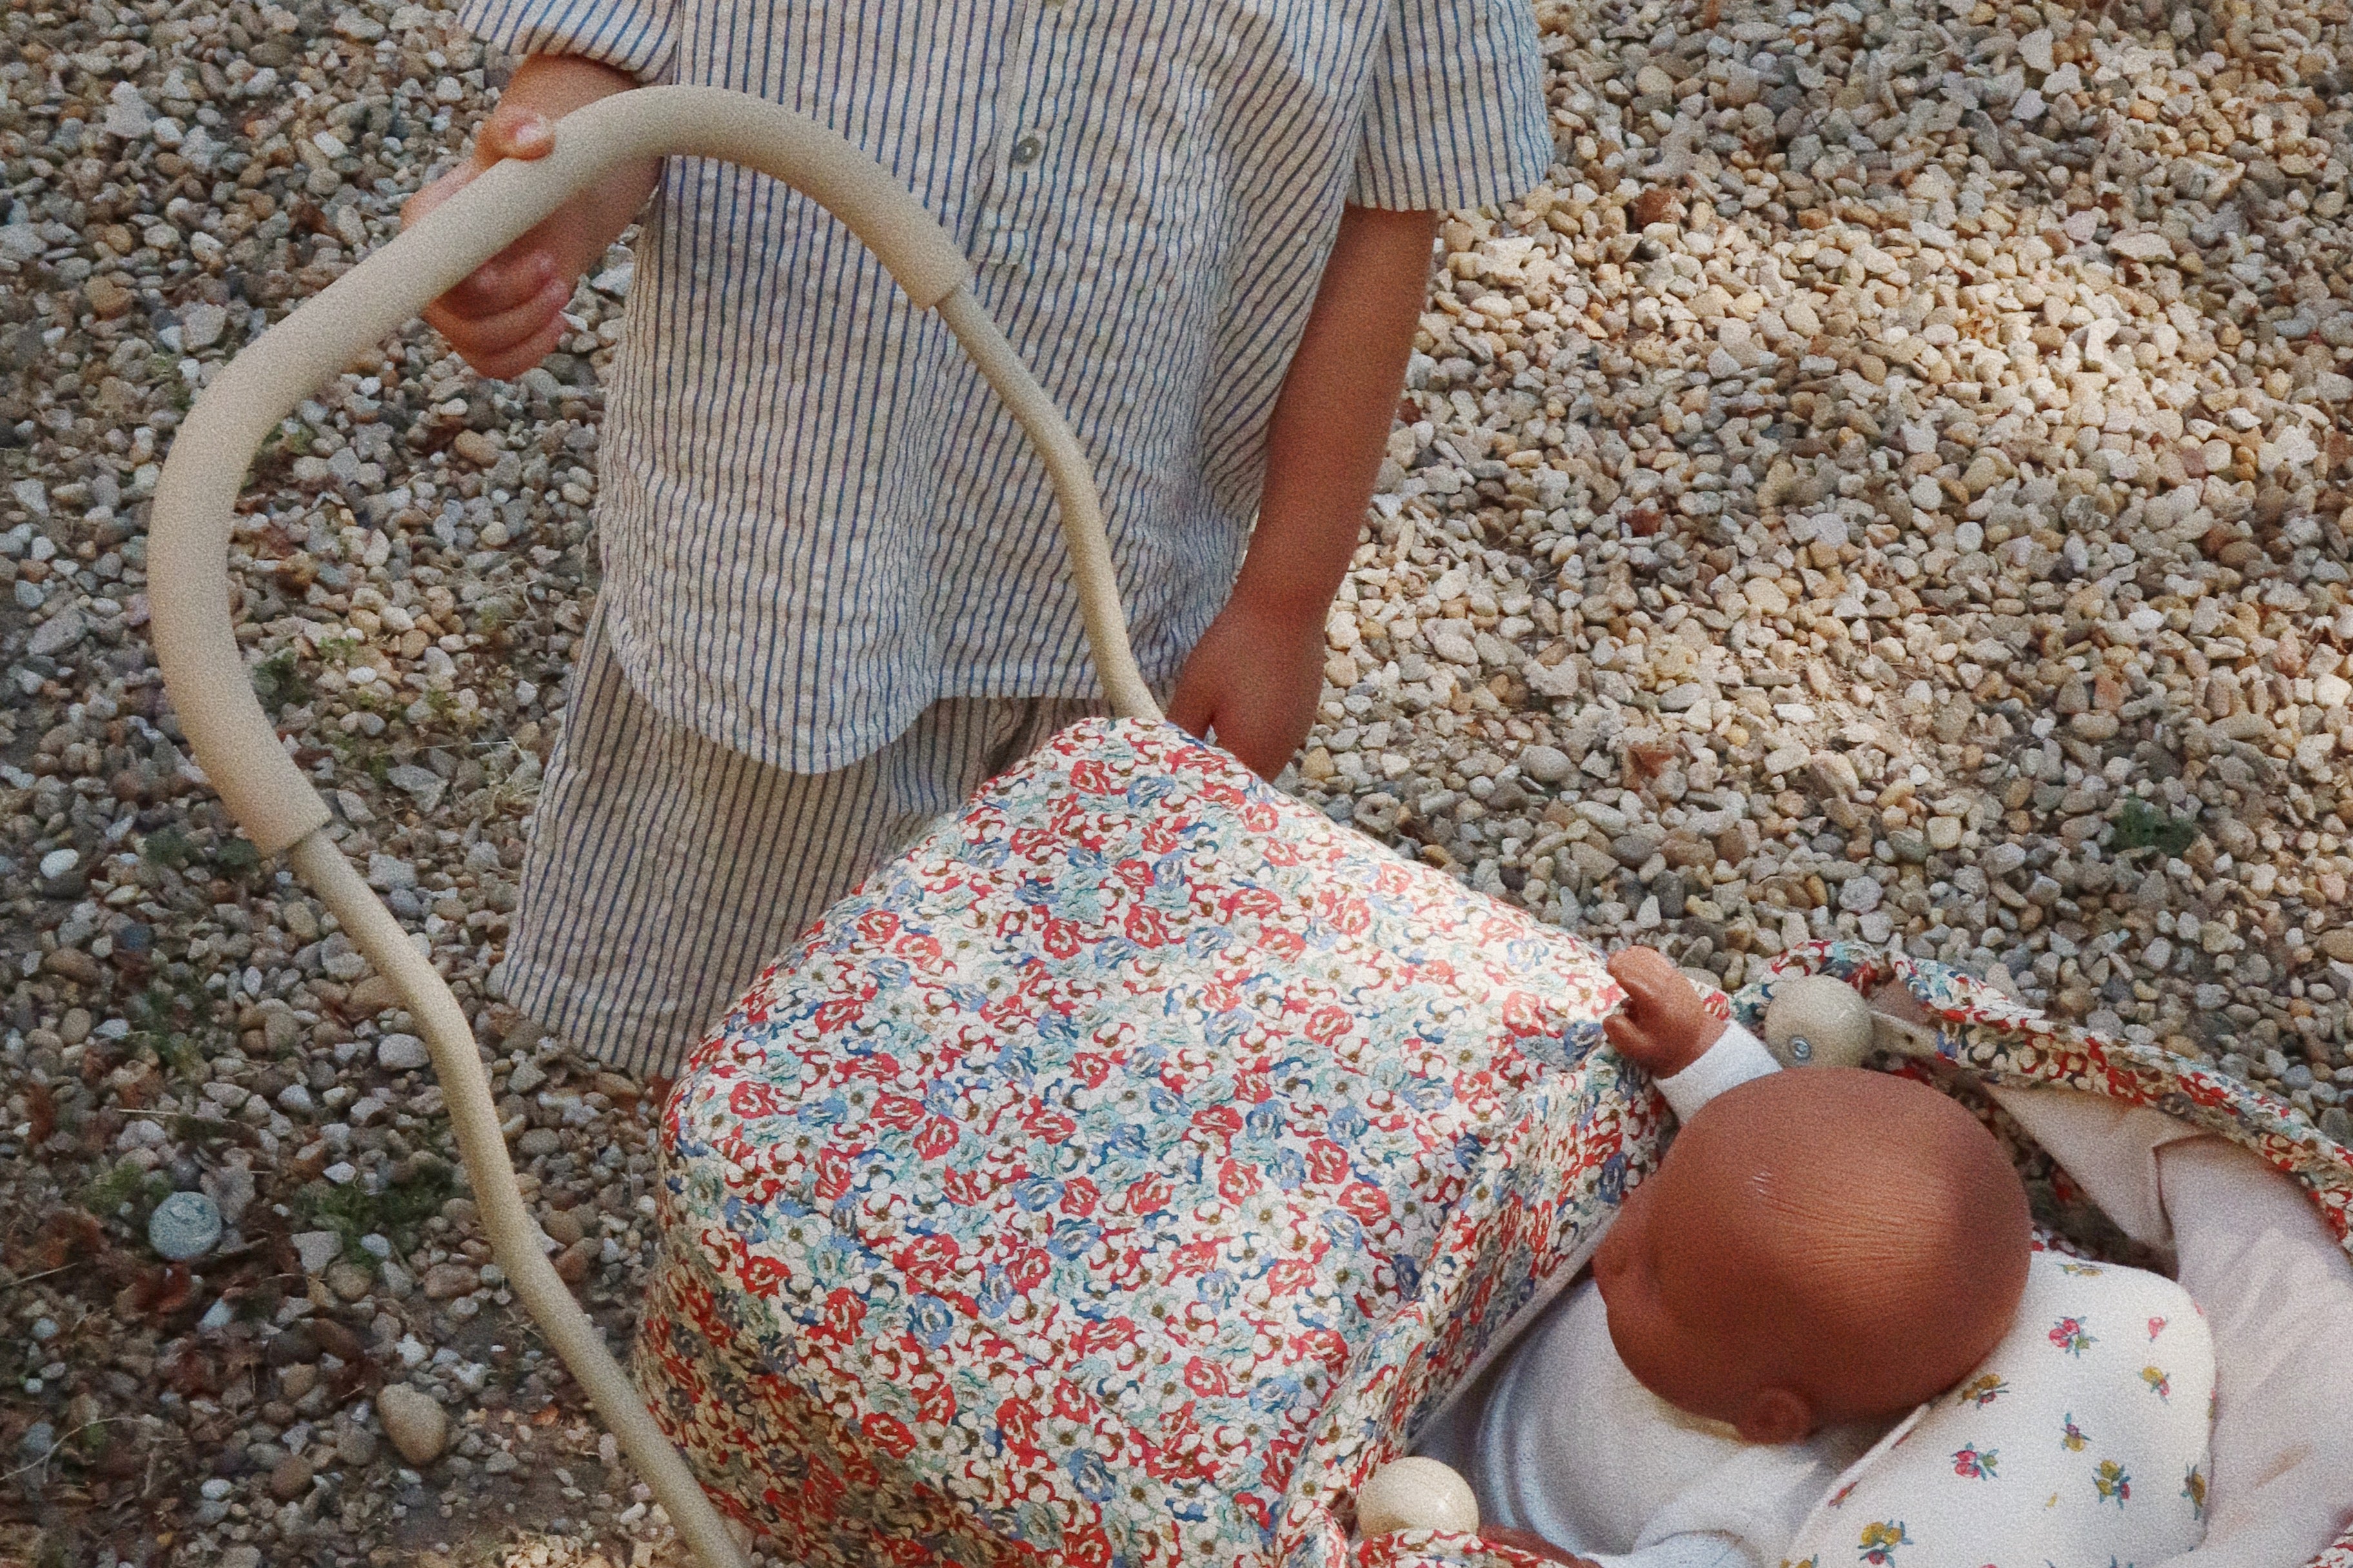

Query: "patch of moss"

xmin=294 ymin=1160 xmax=457 ymax=1268
xmin=252 ymin=649 xmax=311 ymax=710
xmin=125 ymin=978 xmax=226 ymax=1079
xmin=81 ymin=1159 xmax=172 ymax=1226
xmin=213 ymin=837 xmax=263 ymax=879
xmin=2114 ymin=797 xmax=2199 ymax=857
xmin=140 ymin=826 xmax=195 ymax=869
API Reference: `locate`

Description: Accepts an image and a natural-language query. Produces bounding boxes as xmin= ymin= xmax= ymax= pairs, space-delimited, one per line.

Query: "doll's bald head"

xmin=1592 ymin=1067 xmax=2032 ymax=1444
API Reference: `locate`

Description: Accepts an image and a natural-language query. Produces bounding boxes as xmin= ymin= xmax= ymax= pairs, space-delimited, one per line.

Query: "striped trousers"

xmin=503 ymin=601 xmax=1102 ymax=1077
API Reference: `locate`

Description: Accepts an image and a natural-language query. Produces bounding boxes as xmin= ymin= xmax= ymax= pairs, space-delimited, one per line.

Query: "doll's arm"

xmin=1649 ymin=1026 xmax=1779 ymax=1123
xmin=1603 ymin=948 xmax=1778 ymax=1120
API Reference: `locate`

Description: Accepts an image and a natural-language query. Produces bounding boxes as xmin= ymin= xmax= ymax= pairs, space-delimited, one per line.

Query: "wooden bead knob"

xmin=1762 ymin=975 xmax=1874 ymax=1071
xmin=1356 ymin=1456 xmax=1480 ymax=1538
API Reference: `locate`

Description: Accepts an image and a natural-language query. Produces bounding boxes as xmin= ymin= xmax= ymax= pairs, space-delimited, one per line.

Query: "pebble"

xmin=336 ymin=1424 xmax=380 ymax=1469
xmin=375 ymin=1384 xmax=450 ymax=1465
xmin=146 ymin=1191 xmax=224 ymax=1261
xmin=345 ymin=975 xmax=405 ymax=1017
xmin=376 ymin=1034 xmax=432 ymax=1072
xmin=268 ymin=1453 xmax=315 ymax=1502
xmin=1520 ymin=744 xmax=1574 ymax=785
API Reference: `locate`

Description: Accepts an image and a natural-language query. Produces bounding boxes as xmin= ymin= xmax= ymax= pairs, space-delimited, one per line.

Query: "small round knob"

xmin=1762 ymin=975 xmax=1874 ymax=1071
xmin=1356 ymin=1456 xmax=1480 ymax=1538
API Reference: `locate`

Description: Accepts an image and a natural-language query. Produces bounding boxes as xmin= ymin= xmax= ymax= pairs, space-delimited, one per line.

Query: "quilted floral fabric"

xmin=637 ymin=718 xmax=1648 ymax=1567
xmin=633 ymin=719 xmax=2353 ymax=1568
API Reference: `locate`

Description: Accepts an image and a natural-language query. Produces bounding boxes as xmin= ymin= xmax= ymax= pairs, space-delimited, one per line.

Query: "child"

xmin=1415 ymin=949 xmax=2215 ymax=1568
xmin=408 ymin=0 xmax=1551 ymax=1075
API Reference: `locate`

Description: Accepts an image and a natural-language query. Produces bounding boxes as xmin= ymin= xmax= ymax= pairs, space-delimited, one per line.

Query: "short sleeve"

xmin=457 ymin=0 xmax=678 ymax=83
xmin=1349 ymin=0 xmax=1553 ymax=211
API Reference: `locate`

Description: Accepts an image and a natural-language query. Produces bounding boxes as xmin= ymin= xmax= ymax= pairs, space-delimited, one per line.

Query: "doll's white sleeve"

xmin=1652 ymin=1021 xmax=1780 ymax=1121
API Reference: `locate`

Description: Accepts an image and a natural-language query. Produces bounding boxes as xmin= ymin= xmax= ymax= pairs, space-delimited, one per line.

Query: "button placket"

xmin=975 ymin=0 xmax=1064 ymax=269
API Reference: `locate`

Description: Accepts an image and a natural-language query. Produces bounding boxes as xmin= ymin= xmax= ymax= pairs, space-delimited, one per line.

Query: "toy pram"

xmin=147 ymin=89 xmax=2353 ymax=1568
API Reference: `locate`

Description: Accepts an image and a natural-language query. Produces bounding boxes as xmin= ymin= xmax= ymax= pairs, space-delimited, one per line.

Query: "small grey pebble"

xmin=148 ymin=1191 xmax=224 ymax=1261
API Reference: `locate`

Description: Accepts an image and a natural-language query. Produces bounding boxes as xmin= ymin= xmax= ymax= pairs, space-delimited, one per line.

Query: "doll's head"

xmin=1591 ymin=1066 xmax=2031 ymax=1445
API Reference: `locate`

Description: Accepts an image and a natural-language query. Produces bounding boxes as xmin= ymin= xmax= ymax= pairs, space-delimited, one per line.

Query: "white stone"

xmin=27 ymin=606 xmax=85 ymax=657
xmin=1520 ymin=744 xmax=1574 ymax=784
xmin=148 ymin=1191 xmax=223 ymax=1261
xmin=377 ymin=1034 xmax=431 ymax=1071
xmin=103 ymin=83 xmax=154 ymax=139
xmin=367 ymin=853 xmax=418 ymax=889
xmin=181 ymin=301 xmax=228 ymax=351
xmin=2267 ymin=426 xmax=2319 ymax=471
xmin=292 ymin=1230 xmax=343 ymax=1274
xmin=1429 ymin=630 xmax=1479 ymax=667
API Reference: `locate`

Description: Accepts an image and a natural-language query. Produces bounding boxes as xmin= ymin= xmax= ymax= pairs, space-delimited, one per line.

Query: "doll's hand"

xmin=1477 ymin=1526 xmax=1602 ymax=1566
xmin=1603 ymin=946 xmax=1725 ymax=1080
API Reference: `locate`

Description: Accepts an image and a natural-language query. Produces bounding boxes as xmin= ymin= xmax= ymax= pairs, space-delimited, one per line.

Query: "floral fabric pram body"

xmin=635 ymin=719 xmax=2353 ymax=1568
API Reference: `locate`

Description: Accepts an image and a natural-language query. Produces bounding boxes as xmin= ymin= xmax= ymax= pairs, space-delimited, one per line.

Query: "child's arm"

xmin=1166 ymin=204 xmax=1439 ymax=781
xmin=402 ymin=55 xmax=659 ymax=378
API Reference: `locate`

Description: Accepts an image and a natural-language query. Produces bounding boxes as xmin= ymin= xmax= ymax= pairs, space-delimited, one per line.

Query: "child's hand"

xmin=402 ymin=55 xmax=655 ymax=380
xmin=1603 ymin=946 xmax=1725 ymax=1079
xmin=1167 ymin=591 xmax=1327 ymax=781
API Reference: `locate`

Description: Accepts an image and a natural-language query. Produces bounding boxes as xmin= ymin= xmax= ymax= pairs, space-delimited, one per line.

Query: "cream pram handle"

xmin=146 ymin=86 xmax=1160 ymax=1568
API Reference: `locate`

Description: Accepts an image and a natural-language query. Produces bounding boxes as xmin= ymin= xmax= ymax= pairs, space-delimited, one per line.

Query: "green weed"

xmin=251 ymin=649 xmax=311 ymax=710
xmin=141 ymin=826 xmax=194 ymax=869
xmin=2114 ymin=798 xmax=2199 ymax=857
xmin=293 ymin=1160 xmax=457 ymax=1267
xmin=81 ymin=1159 xmax=171 ymax=1224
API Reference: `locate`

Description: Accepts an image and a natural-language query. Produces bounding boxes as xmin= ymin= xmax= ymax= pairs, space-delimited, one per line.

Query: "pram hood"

xmin=637 ymin=717 xmax=2353 ymax=1568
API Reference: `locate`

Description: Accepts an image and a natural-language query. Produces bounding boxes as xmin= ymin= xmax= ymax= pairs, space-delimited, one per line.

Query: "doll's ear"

xmin=1732 ymin=1385 xmax=1816 ymax=1445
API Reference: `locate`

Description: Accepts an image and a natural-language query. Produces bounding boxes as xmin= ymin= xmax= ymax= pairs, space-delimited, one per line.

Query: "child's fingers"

xmin=479 ymin=107 xmax=555 ymax=163
xmin=468 ymin=310 xmax=570 ymax=382
xmin=435 ymin=246 xmax=559 ymax=321
xmin=1163 ymin=680 xmax=1215 ymax=740
xmin=429 ymin=273 xmax=570 ymax=370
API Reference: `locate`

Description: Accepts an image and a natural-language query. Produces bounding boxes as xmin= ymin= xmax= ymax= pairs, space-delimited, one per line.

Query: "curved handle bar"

xmin=154 ymin=84 xmax=1157 ymax=858
xmin=148 ymin=87 xmax=1161 ymax=1568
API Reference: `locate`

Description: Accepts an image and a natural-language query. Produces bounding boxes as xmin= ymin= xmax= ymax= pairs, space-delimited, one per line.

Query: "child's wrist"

xmin=1224 ymin=573 xmax=1337 ymax=636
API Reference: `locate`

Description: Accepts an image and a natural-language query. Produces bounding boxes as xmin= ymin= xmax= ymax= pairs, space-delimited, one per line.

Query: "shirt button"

xmin=1011 ymin=134 xmax=1044 ymax=166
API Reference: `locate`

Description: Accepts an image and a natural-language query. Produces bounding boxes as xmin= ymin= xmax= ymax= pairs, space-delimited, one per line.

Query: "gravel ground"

xmin=1 ymin=0 xmax=2348 ymax=1563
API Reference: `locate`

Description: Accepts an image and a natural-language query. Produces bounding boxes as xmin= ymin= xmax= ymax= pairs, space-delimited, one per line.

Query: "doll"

xmin=1411 ymin=949 xmax=2043 ymax=1567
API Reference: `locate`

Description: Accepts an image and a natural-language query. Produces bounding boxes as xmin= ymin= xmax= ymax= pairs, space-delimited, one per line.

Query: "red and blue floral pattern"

xmin=633 ymin=719 xmax=2353 ymax=1568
